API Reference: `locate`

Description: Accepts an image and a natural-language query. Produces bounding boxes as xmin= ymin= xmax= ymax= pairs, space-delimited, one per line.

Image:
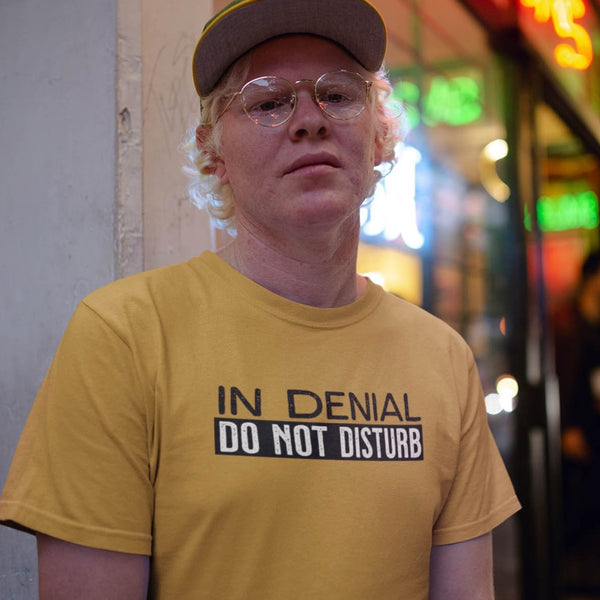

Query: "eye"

xmin=253 ymin=98 xmax=288 ymax=113
xmin=321 ymin=91 xmax=353 ymax=104
xmin=244 ymin=88 xmax=293 ymax=116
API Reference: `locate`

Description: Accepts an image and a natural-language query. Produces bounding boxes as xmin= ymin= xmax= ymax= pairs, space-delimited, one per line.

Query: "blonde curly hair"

xmin=183 ymin=54 xmax=401 ymax=235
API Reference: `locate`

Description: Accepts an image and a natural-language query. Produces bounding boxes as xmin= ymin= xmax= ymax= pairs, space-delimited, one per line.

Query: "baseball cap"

xmin=192 ymin=0 xmax=387 ymax=97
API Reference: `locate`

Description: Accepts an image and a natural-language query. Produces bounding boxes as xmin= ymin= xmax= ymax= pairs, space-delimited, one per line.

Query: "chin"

xmin=291 ymin=194 xmax=362 ymax=228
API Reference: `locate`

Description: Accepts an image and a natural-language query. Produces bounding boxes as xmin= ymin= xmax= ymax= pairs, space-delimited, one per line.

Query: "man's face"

xmin=213 ymin=35 xmax=382 ymax=245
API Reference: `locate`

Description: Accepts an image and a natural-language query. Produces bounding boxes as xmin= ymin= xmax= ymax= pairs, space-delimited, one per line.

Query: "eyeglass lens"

xmin=241 ymin=70 xmax=369 ymax=127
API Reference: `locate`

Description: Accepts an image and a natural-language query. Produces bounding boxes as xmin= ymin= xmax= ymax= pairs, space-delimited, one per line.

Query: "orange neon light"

xmin=520 ymin=0 xmax=593 ymax=69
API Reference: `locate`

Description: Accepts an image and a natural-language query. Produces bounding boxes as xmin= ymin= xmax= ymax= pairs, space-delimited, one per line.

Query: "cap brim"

xmin=193 ymin=0 xmax=386 ymax=97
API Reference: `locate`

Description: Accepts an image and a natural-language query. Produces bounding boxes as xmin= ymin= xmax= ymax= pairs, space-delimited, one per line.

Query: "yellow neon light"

xmin=520 ymin=0 xmax=593 ymax=69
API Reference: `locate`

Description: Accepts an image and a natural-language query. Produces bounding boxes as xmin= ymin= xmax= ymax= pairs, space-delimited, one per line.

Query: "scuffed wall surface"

xmin=142 ymin=0 xmax=213 ymax=269
xmin=117 ymin=0 xmax=144 ymax=277
xmin=0 ymin=0 xmax=118 ymax=597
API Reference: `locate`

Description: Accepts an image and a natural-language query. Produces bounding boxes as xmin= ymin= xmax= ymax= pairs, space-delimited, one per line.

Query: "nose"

xmin=287 ymin=87 xmax=330 ymax=140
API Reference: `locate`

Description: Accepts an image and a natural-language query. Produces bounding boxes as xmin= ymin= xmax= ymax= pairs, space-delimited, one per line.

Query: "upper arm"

xmin=428 ymin=532 xmax=494 ymax=600
xmin=37 ymin=533 xmax=150 ymax=600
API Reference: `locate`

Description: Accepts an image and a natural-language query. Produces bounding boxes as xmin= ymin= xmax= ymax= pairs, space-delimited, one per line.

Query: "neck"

xmin=217 ymin=220 xmax=366 ymax=308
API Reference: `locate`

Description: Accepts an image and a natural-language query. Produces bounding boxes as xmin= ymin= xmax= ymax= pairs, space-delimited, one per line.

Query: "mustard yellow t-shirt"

xmin=0 ymin=251 xmax=520 ymax=599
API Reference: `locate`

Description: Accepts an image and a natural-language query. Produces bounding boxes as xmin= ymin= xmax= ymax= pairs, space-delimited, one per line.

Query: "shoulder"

xmin=82 ymin=253 xmax=213 ymax=318
xmin=69 ymin=253 xmax=217 ymax=343
xmin=85 ymin=259 xmax=197 ymax=305
xmin=380 ymin=291 xmax=473 ymax=358
xmin=373 ymin=291 xmax=479 ymax=403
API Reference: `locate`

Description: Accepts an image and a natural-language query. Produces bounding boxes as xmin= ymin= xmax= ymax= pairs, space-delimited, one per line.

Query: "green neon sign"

xmin=391 ymin=81 xmax=420 ymax=130
xmin=524 ymin=190 xmax=599 ymax=231
xmin=391 ymin=74 xmax=483 ymax=129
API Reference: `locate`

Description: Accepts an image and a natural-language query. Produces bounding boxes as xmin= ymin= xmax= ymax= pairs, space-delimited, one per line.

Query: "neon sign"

xmin=391 ymin=74 xmax=483 ymax=130
xmin=520 ymin=0 xmax=593 ymax=69
xmin=524 ymin=190 xmax=599 ymax=231
xmin=361 ymin=143 xmax=425 ymax=249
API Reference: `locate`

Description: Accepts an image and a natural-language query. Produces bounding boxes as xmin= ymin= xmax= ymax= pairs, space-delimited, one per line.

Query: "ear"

xmin=213 ymin=159 xmax=228 ymax=184
xmin=195 ymin=124 xmax=229 ymax=183
xmin=195 ymin=124 xmax=211 ymax=149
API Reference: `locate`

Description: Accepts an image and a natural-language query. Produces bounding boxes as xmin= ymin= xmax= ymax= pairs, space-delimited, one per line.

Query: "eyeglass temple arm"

xmin=216 ymin=91 xmax=242 ymax=123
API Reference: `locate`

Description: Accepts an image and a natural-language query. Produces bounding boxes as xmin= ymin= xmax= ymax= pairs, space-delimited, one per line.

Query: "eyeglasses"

xmin=216 ymin=70 xmax=373 ymax=127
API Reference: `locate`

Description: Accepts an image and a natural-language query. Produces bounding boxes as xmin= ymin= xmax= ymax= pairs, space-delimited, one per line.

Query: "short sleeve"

xmin=0 ymin=301 xmax=154 ymax=554
xmin=432 ymin=349 xmax=520 ymax=545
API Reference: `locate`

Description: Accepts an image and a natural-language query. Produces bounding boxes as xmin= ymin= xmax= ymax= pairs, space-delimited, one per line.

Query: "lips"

xmin=284 ymin=153 xmax=341 ymax=175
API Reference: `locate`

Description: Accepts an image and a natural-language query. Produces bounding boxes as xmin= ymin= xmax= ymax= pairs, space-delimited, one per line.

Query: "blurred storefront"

xmin=364 ymin=1 xmax=600 ymax=598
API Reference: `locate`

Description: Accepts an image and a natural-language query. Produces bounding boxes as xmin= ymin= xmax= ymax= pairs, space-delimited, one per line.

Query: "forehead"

xmin=245 ymin=35 xmax=366 ymax=80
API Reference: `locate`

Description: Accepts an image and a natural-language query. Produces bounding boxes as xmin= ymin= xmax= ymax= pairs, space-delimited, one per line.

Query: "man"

xmin=0 ymin=1 xmax=520 ymax=598
xmin=554 ymin=250 xmax=600 ymax=547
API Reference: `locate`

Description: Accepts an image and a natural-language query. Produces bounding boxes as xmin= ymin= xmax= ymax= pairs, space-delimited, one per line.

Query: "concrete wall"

xmin=0 ymin=0 xmax=212 ymax=597
xmin=0 ymin=1 xmax=118 ymax=596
